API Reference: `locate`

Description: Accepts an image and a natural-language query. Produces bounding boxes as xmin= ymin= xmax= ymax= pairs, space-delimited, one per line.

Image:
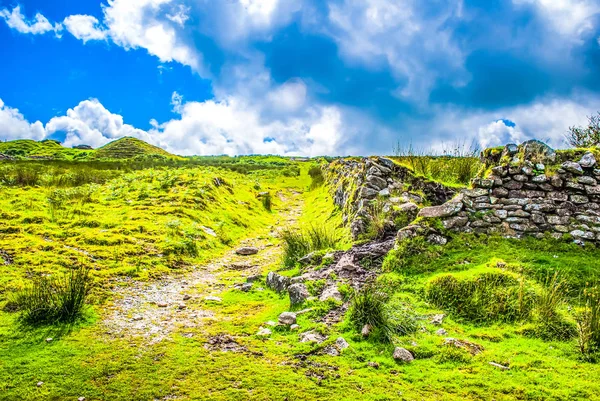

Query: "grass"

xmin=13 ymin=265 xmax=91 ymax=325
xmin=281 ymin=224 xmax=341 ymax=268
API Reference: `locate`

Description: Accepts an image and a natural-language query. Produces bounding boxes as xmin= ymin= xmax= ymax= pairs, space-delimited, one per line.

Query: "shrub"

xmin=426 ymin=269 xmax=536 ymax=323
xmin=576 ymin=286 xmax=600 ymax=360
xmin=281 ymin=225 xmax=340 ymax=268
xmin=308 ymin=165 xmax=325 ymax=189
xmin=261 ymin=192 xmax=272 ymax=211
xmin=14 ymin=266 xmax=91 ymax=325
xmin=382 ymin=236 xmax=441 ymax=275
xmin=349 ymin=285 xmax=393 ymax=342
xmin=530 ymin=272 xmax=576 ymax=340
xmin=565 ymin=112 xmax=600 ymax=147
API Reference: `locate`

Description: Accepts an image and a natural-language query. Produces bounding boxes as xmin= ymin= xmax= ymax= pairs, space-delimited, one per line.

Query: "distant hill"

xmin=94 ymin=137 xmax=177 ymax=159
xmin=0 ymin=139 xmax=91 ymax=160
xmin=0 ymin=137 xmax=178 ymax=161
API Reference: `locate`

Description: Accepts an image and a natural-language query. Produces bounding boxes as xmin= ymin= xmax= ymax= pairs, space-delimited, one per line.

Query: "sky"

xmin=0 ymin=0 xmax=599 ymax=156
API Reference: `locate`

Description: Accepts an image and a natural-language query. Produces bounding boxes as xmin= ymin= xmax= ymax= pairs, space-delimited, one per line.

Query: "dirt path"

xmin=102 ymin=190 xmax=303 ymax=343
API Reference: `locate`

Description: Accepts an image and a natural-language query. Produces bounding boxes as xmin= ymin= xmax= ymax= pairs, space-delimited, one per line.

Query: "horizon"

xmin=1 ymin=1 xmax=600 ymax=156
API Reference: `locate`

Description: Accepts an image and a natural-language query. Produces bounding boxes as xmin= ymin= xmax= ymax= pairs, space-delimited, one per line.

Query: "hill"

xmin=94 ymin=137 xmax=177 ymax=159
xmin=0 ymin=139 xmax=91 ymax=160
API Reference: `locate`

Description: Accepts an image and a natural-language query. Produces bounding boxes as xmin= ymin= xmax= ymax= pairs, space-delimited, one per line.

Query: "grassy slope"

xmin=0 ymin=139 xmax=91 ymax=160
xmin=94 ymin=137 xmax=177 ymax=159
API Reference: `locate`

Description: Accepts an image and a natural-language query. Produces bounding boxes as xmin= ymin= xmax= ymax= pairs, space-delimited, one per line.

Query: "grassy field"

xmin=2 ymin=146 xmax=600 ymax=400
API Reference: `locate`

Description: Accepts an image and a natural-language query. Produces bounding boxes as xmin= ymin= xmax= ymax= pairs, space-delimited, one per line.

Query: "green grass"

xmin=3 ymin=156 xmax=600 ymax=400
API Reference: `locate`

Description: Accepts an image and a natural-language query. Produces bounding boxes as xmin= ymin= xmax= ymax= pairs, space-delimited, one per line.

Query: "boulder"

xmin=236 ymin=247 xmax=259 ymax=256
xmin=366 ymin=175 xmax=388 ymax=190
xmin=393 ymin=347 xmax=414 ymax=363
xmin=561 ymin=161 xmax=584 ymax=175
xmin=299 ymin=331 xmax=327 ymax=343
xmin=519 ymin=140 xmax=556 ymax=162
xmin=417 ymin=201 xmax=463 ymax=218
xmin=580 ymin=152 xmax=597 ymax=168
xmin=288 ymin=283 xmax=310 ymax=306
xmin=335 ymin=337 xmax=349 ymax=350
xmin=266 ymin=272 xmax=291 ymax=293
xmin=278 ymin=312 xmax=297 ymax=325
xmin=319 ymin=286 xmax=343 ymax=302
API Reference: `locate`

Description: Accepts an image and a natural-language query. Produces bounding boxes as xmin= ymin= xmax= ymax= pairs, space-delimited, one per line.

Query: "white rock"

xmin=290 ymin=324 xmax=300 ymax=331
xmin=299 ymin=331 xmax=327 ymax=343
xmin=204 ymin=296 xmax=222 ymax=302
xmin=278 ymin=312 xmax=297 ymax=325
xmin=319 ymin=286 xmax=343 ymax=302
xmin=335 ymin=337 xmax=349 ymax=350
xmin=393 ymin=347 xmax=414 ymax=363
xmin=436 ymin=328 xmax=447 ymax=336
xmin=256 ymin=328 xmax=272 ymax=337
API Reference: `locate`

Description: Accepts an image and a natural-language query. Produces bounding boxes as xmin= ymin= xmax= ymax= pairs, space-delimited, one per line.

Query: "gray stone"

xmin=492 ymin=187 xmax=509 ymax=197
xmin=361 ymin=324 xmax=372 ymax=337
xmin=427 ymin=234 xmax=448 ymax=245
xmin=393 ymin=347 xmax=414 ymax=363
xmin=578 ymin=176 xmax=597 ymax=185
xmin=236 ymin=246 xmax=259 ymax=256
xmin=241 ymin=282 xmax=253 ymax=292
xmin=562 ymin=161 xmax=584 ymax=175
xmin=532 ymin=175 xmax=548 ymax=183
xmin=290 ymin=324 xmax=299 ymax=331
xmin=436 ymin=328 xmax=448 ymax=336
xmin=288 ymin=283 xmax=310 ymax=306
xmin=570 ymin=194 xmax=589 ymax=204
xmin=580 ymin=152 xmax=597 ymax=168
xmin=586 ymin=185 xmax=600 ymax=195
xmin=566 ymin=181 xmax=585 ymax=191
xmin=550 ymin=175 xmax=564 ymax=188
xmin=442 ymin=216 xmax=469 ymax=229
xmin=503 ymin=143 xmax=519 ymax=156
xmin=520 ymin=140 xmax=556 ymax=162
xmin=494 ymin=209 xmax=508 ymax=219
xmin=360 ymin=187 xmax=379 ymax=199
xmin=336 ymin=337 xmax=350 ymax=350
xmin=299 ymin=331 xmax=327 ymax=343
xmin=278 ymin=312 xmax=297 ymax=325
xmin=503 ymin=180 xmax=523 ymax=190
xmin=547 ymin=192 xmax=568 ymax=201
xmin=431 ymin=314 xmax=445 ymax=325
xmin=204 ymin=296 xmax=222 ymax=303
xmin=256 ymin=328 xmax=272 ymax=337
xmin=266 ymin=272 xmax=291 ymax=293
xmin=418 ymin=202 xmax=463 ymax=218
xmin=319 ymin=286 xmax=343 ymax=302
xmin=336 ymin=253 xmax=359 ymax=271
xmin=463 ymin=188 xmax=489 ymax=197
xmin=379 ymin=188 xmax=390 ymax=197
xmin=366 ymin=175 xmax=388 ymax=190
xmin=570 ymin=230 xmax=595 ymax=240
xmin=513 ymin=174 xmax=528 ymax=182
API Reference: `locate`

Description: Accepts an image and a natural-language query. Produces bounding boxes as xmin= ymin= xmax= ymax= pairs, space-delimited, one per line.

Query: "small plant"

xmin=261 ymin=192 xmax=272 ymax=211
xmin=281 ymin=225 xmax=340 ymax=268
xmin=349 ymin=284 xmax=393 ymax=342
xmin=565 ymin=112 xmax=600 ymax=147
xmin=308 ymin=165 xmax=324 ymax=189
xmin=13 ymin=266 xmax=92 ymax=325
xmin=576 ymin=285 xmax=600 ymax=360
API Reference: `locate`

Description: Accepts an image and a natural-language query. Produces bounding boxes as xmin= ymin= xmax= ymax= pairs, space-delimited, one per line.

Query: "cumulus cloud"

xmin=0 ymin=5 xmax=62 ymax=36
xmin=477 ymin=120 xmax=525 ymax=149
xmin=45 ymin=99 xmax=151 ymax=148
xmin=0 ymin=99 xmax=46 ymax=141
xmin=63 ymin=15 xmax=108 ymax=42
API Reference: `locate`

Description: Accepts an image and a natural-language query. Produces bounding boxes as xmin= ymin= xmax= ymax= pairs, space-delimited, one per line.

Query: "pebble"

xmin=45 ymin=338 xmax=53 ymax=343
xmin=204 ymin=296 xmax=222 ymax=302
xmin=157 ymin=301 xmax=168 ymax=308
xmin=178 ymin=303 xmax=186 ymax=310
xmin=37 ymin=381 xmax=43 ymax=387
xmin=132 ymin=315 xmax=143 ymax=321
xmin=183 ymin=294 xmax=191 ymax=301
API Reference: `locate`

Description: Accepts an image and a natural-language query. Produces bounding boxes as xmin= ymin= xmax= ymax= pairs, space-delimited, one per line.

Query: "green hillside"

xmin=0 ymin=139 xmax=91 ymax=160
xmin=94 ymin=137 xmax=177 ymax=159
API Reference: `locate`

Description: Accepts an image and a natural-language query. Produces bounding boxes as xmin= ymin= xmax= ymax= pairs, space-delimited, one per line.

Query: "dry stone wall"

xmin=419 ymin=140 xmax=600 ymax=244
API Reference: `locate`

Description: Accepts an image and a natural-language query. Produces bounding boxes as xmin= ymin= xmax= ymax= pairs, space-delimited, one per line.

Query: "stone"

xmin=319 ymin=286 xmax=343 ymax=302
xmin=436 ymin=328 xmax=448 ymax=336
xmin=37 ymin=382 xmax=44 ymax=387
xmin=132 ymin=315 xmax=143 ymax=321
xmin=532 ymin=175 xmax=548 ymax=183
xmin=392 ymin=347 xmax=414 ymax=363
xmin=578 ymin=176 xmax=597 ymax=185
xmin=278 ymin=312 xmax=297 ymax=325
xmin=336 ymin=253 xmax=359 ymax=271
xmin=492 ymin=187 xmax=509 ymax=197
xmin=491 ymin=166 xmax=506 ymax=176
xmin=427 ymin=234 xmax=448 ymax=245
xmin=290 ymin=324 xmax=300 ymax=331
xmin=236 ymin=247 xmax=259 ymax=256
xmin=586 ymin=186 xmax=600 ymax=195
xmin=299 ymin=331 xmax=327 ymax=343
xmin=503 ymin=143 xmax=519 ymax=156
xmin=183 ymin=294 xmax=192 ymax=301
xmin=442 ymin=215 xmax=469 ymax=229
xmin=157 ymin=301 xmax=168 ymax=308
xmin=78 ymin=397 xmax=86 ymax=401
xmin=494 ymin=209 xmax=508 ymax=219
xmin=46 ymin=337 xmax=53 ymax=343
xmin=368 ymin=361 xmax=380 ymax=368
xmin=288 ymin=283 xmax=310 ymax=306
xmin=566 ymin=181 xmax=585 ymax=191
xmin=570 ymin=194 xmax=589 ymax=204
xmin=360 ymin=187 xmax=379 ymax=199
xmin=361 ymin=324 xmax=372 ymax=337
xmin=204 ymin=296 xmax=222 ymax=303
xmin=379 ymin=188 xmax=391 ymax=197
xmin=266 ymin=272 xmax=291 ymax=293
xmin=562 ymin=161 xmax=584 ymax=175
xmin=298 ymin=251 xmax=322 ymax=266
xmin=177 ymin=303 xmax=186 ymax=310
xmin=503 ymin=180 xmax=523 ymax=190
xmin=418 ymin=202 xmax=463 ymax=218
xmin=463 ymin=188 xmax=489 ymax=197
xmin=489 ymin=362 xmax=510 ymax=371
xmin=336 ymin=337 xmax=350 ymax=350
xmin=547 ymin=192 xmax=568 ymax=202
xmin=241 ymin=282 xmax=253 ymax=292
xmin=431 ymin=314 xmax=445 ymax=325
xmin=513 ymin=174 xmax=528 ymax=182
xmin=256 ymin=328 xmax=272 ymax=337
xmin=579 ymin=152 xmax=597 ymax=168
xmin=570 ymin=230 xmax=595 ymax=240
xmin=520 ymin=140 xmax=556 ymax=162
xmin=550 ymin=175 xmax=564 ymax=188
xmin=378 ymin=157 xmax=395 ymax=169
xmin=366 ymin=175 xmax=388 ymax=190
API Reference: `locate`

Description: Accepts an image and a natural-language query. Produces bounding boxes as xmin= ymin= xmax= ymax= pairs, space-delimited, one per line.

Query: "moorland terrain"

xmin=1 ymin=137 xmax=600 ymax=401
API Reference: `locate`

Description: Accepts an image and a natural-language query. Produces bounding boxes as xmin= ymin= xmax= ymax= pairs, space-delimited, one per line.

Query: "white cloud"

xmin=101 ymin=0 xmax=202 ymax=71
xmin=45 ymin=99 xmax=151 ymax=148
xmin=0 ymin=5 xmax=62 ymax=36
xmin=513 ymin=0 xmax=600 ymax=39
xmin=63 ymin=15 xmax=108 ymax=42
xmin=0 ymin=99 xmax=46 ymax=141
xmin=267 ymin=80 xmax=307 ymax=112
xmin=477 ymin=120 xmax=525 ymax=149
xmin=325 ymin=0 xmax=466 ymax=103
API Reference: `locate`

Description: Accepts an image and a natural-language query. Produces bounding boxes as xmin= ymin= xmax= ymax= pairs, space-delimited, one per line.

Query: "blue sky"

xmin=1 ymin=0 xmax=599 ymax=156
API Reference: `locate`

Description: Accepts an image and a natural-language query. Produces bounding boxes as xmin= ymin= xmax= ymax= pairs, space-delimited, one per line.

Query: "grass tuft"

xmin=281 ymin=225 xmax=340 ymax=268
